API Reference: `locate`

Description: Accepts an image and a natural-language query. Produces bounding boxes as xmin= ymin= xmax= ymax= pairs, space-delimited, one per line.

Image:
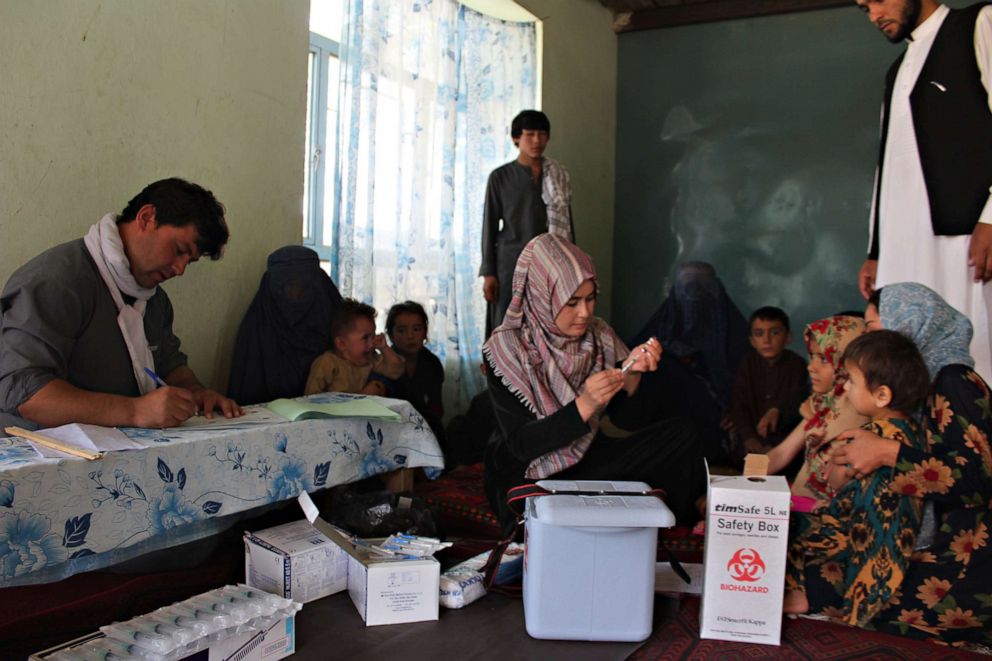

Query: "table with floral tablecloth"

xmin=0 ymin=393 xmax=443 ymax=587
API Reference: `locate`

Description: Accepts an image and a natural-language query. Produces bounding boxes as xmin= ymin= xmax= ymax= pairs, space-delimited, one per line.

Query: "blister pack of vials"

xmin=46 ymin=585 xmax=300 ymax=660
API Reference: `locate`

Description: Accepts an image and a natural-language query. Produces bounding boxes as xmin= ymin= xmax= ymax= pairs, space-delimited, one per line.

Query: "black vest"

xmin=869 ymin=3 xmax=992 ymax=259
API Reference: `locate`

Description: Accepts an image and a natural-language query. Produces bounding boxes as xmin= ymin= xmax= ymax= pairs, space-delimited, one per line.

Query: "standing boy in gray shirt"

xmin=479 ymin=110 xmax=573 ymax=337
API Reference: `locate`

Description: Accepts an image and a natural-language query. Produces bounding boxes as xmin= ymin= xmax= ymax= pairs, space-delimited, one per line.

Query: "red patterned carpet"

xmin=416 ymin=462 xmax=503 ymax=539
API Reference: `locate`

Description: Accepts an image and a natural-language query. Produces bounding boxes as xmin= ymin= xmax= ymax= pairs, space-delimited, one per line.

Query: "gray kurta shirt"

xmin=479 ymin=160 xmax=548 ymax=334
xmin=0 ymin=238 xmax=187 ymax=427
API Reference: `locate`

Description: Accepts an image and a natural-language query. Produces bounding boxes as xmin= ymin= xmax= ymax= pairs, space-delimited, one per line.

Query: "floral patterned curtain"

xmin=333 ymin=0 xmax=537 ymax=414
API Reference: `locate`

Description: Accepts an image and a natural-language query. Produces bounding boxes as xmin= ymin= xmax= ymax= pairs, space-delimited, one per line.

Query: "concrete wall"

xmin=517 ymin=0 xmax=618 ymax=319
xmin=0 ymin=0 xmax=309 ymax=392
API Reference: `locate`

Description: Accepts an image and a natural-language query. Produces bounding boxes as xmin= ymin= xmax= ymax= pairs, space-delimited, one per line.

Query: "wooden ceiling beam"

xmin=611 ymin=0 xmax=852 ymax=33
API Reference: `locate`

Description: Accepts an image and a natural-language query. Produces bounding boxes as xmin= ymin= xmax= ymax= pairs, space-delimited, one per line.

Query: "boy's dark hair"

xmin=867 ymin=288 xmax=882 ymax=309
xmin=842 ymin=330 xmax=930 ymax=415
xmin=119 ymin=177 xmax=229 ymax=259
xmin=385 ymin=301 xmax=429 ymax=339
xmin=749 ymin=306 xmax=790 ymax=333
xmin=511 ymin=110 xmax=551 ymax=139
xmin=331 ymin=298 xmax=377 ymax=341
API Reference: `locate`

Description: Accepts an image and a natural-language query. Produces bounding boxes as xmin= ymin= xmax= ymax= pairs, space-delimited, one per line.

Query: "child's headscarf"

xmin=795 ymin=314 xmax=867 ymax=499
xmin=483 ymin=234 xmax=629 ymax=479
xmin=877 ymin=282 xmax=974 ymax=380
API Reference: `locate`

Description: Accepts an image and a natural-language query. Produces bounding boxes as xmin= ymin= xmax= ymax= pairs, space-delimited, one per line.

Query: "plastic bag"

xmin=326 ymin=488 xmax=438 ymax=538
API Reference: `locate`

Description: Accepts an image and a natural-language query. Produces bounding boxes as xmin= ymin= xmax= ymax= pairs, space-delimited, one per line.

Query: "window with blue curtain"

xmin=312 ymin=0 xmax=537 ymax=415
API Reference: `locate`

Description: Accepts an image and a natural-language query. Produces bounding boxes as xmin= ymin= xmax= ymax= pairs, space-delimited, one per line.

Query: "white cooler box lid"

xmin=530 ymin=480 xmax=675 ymax=528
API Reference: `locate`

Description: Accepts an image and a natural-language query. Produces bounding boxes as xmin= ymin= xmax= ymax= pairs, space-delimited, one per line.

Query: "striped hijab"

xmin=483 ymin=234 xmax=629 ymax=479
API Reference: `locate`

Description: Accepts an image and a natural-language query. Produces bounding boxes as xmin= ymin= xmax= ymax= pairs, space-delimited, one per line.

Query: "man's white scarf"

xmin=541 ymin=157 xmax=573 ymax=239
xmin=83 ymin=213 xmax=159 ymax=394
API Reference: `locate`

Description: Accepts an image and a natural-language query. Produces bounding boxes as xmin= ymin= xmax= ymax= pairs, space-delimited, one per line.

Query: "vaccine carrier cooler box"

xmin=523 ymin=479 xmax=676 ymax=642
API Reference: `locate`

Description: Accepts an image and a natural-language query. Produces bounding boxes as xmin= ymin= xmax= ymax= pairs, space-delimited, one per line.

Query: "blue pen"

xmin=143 ymin=367 xmax=168 ymax=388
xmin=143 ymin=367 xmax=202 ymax=416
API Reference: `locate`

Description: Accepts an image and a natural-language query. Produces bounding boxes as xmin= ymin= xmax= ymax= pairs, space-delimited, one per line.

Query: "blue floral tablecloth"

xmin=0 ymin=394 xmax=443 ymax=587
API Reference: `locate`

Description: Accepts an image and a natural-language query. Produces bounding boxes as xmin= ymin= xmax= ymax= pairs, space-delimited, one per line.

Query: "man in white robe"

xmin=857 ymin=0 xmax=992 ymax=381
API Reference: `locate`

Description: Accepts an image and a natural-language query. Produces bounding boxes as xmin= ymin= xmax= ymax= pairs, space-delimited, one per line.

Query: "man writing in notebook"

xmin=0 ymin=177 xmax=242 ymax=430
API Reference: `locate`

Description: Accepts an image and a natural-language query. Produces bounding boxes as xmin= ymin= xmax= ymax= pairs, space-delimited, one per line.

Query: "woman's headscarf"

xmin=630 ymin=261 xmax=749 ymax=408
xmin=228 ymin=246 xmax=343 ymax=404
xmin=483 ymin=234 xmax=629 ymax=479
xmin=878 ymin=282 xmax=974 ymax=380
xmin=795 ymin=314 xmax=867 ymax=499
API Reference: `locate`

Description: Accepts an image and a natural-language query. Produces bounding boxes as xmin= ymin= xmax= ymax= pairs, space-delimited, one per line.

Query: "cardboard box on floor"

xmin=297 ymin=492 xmax=440 ymax=626
xmin=245 ymin=519 xmax=350 ymax=603
xmin=699 ymin=455 xmax=791 ymax=646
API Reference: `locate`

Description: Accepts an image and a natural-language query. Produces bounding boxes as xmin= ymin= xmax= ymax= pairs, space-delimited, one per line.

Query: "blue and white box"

xmin=523 ymin=479 xmax=676 ymax=642
xmin=245 ymin=519 xmax=349 ymax=603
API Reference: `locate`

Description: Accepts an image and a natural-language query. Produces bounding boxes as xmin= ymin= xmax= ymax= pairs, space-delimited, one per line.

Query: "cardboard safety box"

xmin=297 ymin=492 xmax=440 ymax=626
xmin=245 ymin=519 xmax=349 ymax=603
xmin=700 ymin=457 xmax=791 ymax=646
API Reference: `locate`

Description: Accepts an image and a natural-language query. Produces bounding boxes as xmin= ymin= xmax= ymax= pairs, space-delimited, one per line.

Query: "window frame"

xmin=304 ymin=32 xmax=341 ymax=261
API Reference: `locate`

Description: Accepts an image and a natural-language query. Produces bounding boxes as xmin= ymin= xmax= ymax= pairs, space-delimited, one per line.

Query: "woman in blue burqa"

xmin=228 ymin=246 xmax=343 ymax=405
xmin=628 ymin=262 xmax=750 ymax=462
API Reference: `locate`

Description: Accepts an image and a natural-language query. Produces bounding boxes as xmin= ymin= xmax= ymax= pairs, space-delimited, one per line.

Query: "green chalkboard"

xmin=611 ymin=2 xmax=973 ymax=344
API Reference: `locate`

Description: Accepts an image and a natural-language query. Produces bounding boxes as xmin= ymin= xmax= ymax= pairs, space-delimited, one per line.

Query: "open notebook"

xmin=265 ymin=397 xmax=401 ymax=423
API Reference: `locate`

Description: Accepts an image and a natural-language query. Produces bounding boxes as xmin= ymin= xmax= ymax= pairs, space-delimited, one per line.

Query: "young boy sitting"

xmin=783 ymin=329 xmax=930 ymax=617
xmin=827 ymin=329 xmax=930 ymax=491
xmin=724 ymin=306 xmax=808 ymax=462
xmin=304 ymin=299 xmax=405 ymax=396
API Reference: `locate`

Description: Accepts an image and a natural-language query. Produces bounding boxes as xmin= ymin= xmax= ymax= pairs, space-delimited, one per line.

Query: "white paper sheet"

xmin=32 ymin=423 xmax=144 ymax=458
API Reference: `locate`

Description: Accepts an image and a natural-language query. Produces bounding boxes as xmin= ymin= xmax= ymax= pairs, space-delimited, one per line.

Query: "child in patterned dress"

xmin=765 ymin=315 xmax=867 ymax=502
xmin=784 ymin=329 xmax=930 ymax=619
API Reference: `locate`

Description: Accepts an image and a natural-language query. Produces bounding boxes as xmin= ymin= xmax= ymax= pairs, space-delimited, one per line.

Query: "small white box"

xmin=523 ymin=479 xmax=675 ymax=642
xmin=245 ymin=519 xmax=348 ymax=603
xmin=295 ymin=492 xmax=440 ymax=626
xmin=346 ymin=545 xmax=440 ymax=626
xmin=700 ymin=467 xmax=791 ymax=646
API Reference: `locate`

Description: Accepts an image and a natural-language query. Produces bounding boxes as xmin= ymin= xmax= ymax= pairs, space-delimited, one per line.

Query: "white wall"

xmin=517 ymin=0 xmax=617 ymax=318
xmin=0 ymin=0 xmax=309 ymax=391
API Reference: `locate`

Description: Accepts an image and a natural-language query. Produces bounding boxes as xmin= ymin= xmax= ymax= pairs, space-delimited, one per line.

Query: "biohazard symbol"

xmin=726 ymin=547 xmax=765 ymax=582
